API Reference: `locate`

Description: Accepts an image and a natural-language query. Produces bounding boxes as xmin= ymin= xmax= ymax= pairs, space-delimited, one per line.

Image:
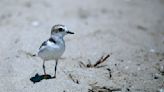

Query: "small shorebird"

xmin=38 ymin=24 xmax=74 ymax=78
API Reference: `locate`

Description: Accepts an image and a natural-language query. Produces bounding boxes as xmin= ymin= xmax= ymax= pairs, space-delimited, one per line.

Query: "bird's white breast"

xmin=38 ymin=39 xmax=65 ymax=61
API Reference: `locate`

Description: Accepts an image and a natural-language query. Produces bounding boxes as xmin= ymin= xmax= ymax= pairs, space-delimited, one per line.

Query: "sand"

xmin=0 ymin=0 xmax=164 ymax=92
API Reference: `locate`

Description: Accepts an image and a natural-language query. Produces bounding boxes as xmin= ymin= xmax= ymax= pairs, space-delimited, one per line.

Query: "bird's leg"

xmin=42 ymin=60 xmax=51 ymax=79
xmin=53 ymin=59 xmax=58 ymax=78
xmin=42 ymin=60 xmax=46 ymax=75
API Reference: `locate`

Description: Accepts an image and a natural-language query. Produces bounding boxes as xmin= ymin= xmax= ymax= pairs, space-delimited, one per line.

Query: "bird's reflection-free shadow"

xmin=30 ymin=73 xmax=53 ymax=83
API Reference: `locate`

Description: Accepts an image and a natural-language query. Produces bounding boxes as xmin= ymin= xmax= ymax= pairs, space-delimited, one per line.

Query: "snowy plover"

xmin=38 ymin=24 xmax=74 ymax=78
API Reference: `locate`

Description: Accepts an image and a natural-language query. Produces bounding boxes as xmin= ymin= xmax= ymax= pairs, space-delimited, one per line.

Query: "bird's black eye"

xmin=58 ymin=28 xmax=63 ymax=32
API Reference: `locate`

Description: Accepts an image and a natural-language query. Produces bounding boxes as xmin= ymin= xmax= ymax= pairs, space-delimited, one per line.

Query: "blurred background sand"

xmin=0 ymin=0 xmax=164 ymax=92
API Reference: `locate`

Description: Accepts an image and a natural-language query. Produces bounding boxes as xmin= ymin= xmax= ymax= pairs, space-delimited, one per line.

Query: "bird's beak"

xmin=66 ymin=31 xmax=74 ymax=34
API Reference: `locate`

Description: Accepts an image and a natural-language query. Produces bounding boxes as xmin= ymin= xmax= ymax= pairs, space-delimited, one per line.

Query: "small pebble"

xmin=153 ymin=73 xmax=161 ymax=79
xmin=137 ymin=67 xmax=141 ymax=71
xmin=126 ymin=88 xmax=130 ymax=91
xmin=125 ymin=66 xmax=129 ymax=69
xmin=150 ymin=49 xmax=155 ymax=53
xmin=31 ymin=21 xmax=40 ymax=27
xmin=154 ymin=76 xmax=159 ymax=79
xmin=159 ymin=65 xmax=164 ymax=75
xmin=158 ymin=89 xmax=164 ymax=92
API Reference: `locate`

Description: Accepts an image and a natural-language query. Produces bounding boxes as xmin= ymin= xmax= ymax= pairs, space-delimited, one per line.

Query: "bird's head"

xmin=51 ymin=24 xmax=74 ymax=37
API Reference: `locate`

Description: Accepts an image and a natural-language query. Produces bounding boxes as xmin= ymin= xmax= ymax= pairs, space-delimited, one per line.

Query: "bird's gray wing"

xmin=39 ymin=41 xmax=47 ymax=50
xmin=39 ymin=37 xmax=56 ymax=50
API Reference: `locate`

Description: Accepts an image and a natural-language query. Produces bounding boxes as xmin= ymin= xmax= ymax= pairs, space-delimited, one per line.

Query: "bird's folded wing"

xmin=39 ymin=41 xmax=47 ymax=50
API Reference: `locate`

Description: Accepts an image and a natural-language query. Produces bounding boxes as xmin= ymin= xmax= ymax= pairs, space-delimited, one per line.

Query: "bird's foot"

xmin=43 ymin=74 xmax=51 ymax=79
xmin=52 ymin=75 xmax=56 ymax=78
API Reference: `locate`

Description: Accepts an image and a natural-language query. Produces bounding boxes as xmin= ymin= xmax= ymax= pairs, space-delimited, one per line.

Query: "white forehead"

xmin=55 ymin=25 xmax=68 ymax=31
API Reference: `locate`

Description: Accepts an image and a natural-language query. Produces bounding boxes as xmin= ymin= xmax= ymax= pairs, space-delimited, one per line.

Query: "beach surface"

xmin=0 ymin=0 xmax=164 ymax=92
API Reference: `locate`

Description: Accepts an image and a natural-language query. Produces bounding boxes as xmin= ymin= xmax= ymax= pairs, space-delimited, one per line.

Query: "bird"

xmin=37 ymin=24 xmax=74 ymax=78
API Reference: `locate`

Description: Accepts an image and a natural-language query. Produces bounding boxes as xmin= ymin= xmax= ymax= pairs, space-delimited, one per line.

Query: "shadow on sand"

xmin=30 ymin=73 xmax=54 ymax=83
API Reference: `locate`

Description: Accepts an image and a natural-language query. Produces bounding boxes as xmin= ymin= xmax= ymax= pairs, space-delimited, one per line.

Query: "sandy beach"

xmin=0 ymin=0 xmax=164 ymax=92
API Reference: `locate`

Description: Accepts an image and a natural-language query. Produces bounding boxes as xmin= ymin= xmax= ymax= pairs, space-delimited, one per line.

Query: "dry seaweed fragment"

xmin=93 ymin=54 xmax=110 ymax=67
xmin=107 ymin=68 xmax=112 ymax=79
xmin=79 ymin=54 xmax=110 ymax=68
xmin=79 ymin=61 xmax=86 ymax=68
xmin=68 ymin=74 xmax=79 ymax=84
xmin=88 ymin=85 xmax=121 ymax=92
